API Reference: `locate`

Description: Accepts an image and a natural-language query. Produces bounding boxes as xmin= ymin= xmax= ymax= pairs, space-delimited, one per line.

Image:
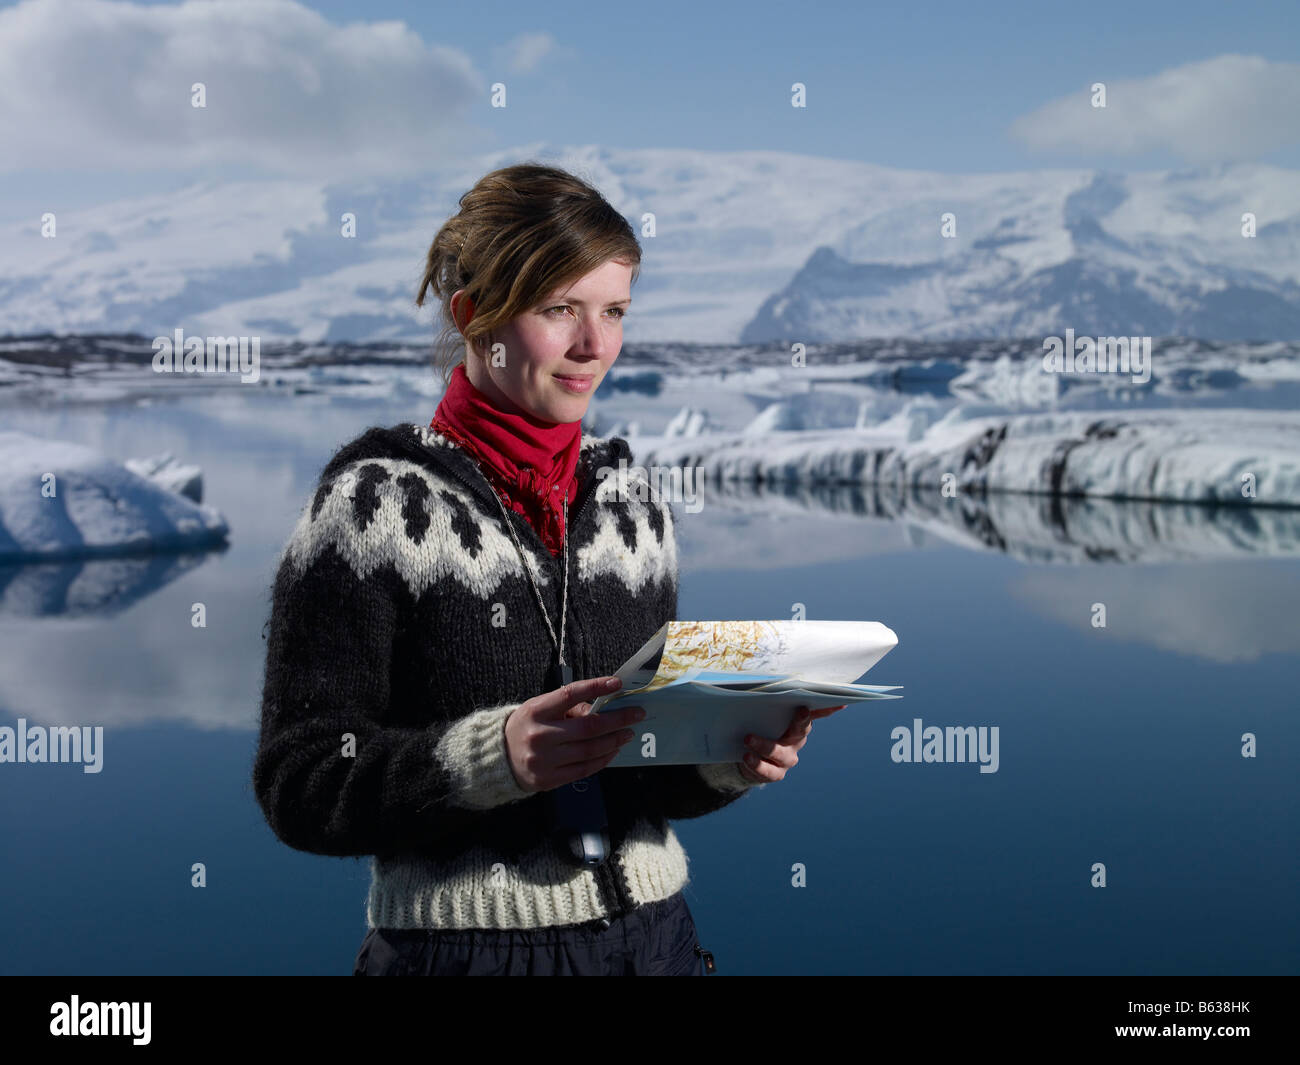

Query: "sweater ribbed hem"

xmin=698 ymin=760 xmax=764 ymax=792
xmin=365 ymin=819 xmax=690 ymax=930
xmin=435 ymin=702 xmax=531 ymax=810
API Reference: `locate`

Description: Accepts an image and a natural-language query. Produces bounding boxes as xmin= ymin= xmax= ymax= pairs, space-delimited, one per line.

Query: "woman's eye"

xmin=544 ymin=306 xmax=626 ymax=319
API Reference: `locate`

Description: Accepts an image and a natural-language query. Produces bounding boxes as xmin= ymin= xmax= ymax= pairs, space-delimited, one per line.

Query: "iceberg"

xmin=639 ymin=408 xmax=1300 ymax=508
xmin=123 ymin=451 xmax=204 ymax=502
xmin=0 ymin=432 xmax=229 ymax=562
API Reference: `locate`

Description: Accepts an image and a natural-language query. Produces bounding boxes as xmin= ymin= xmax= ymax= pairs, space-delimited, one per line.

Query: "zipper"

xmin=412 ymin=427 xmax=639 ymax=921
xmin=430 ymin=442 xmax=606 ymax=679
xmin=411 ymin=425 xmax=614 ymax=676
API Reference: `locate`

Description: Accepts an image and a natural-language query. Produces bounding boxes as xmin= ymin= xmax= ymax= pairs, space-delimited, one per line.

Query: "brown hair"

xmin=416 ymin=163 xmax=642 ymax=387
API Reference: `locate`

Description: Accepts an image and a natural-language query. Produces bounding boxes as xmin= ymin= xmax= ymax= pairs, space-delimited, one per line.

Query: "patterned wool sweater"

xmin=253 ymin=422 xmax=762 ymax=931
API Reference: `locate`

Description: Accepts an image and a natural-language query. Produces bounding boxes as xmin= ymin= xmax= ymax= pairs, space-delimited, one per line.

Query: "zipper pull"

xmin=548 ymin=658 xmax=574 ymax=690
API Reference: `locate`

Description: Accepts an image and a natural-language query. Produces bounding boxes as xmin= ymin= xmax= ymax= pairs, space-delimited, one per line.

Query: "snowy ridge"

xmin=2 ymin=149 xmax=1300 ymax=343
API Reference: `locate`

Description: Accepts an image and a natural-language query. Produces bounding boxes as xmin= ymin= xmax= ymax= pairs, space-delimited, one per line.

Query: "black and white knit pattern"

xmin=254 ymin=422 xmax=760 ymax=930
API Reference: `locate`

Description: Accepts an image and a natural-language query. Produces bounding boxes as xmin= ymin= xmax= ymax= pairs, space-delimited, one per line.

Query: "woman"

xmin=253 ymin=163 xmax=842 ymax=975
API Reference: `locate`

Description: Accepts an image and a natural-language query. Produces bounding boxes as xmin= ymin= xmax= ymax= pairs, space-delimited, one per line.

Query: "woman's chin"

xmin=542 ymin=389 xmax=592 ymax=422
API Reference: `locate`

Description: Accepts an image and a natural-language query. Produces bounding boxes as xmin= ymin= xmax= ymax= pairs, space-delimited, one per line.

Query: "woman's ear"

xmin=451 ymin=289 xmax=477 ymax=336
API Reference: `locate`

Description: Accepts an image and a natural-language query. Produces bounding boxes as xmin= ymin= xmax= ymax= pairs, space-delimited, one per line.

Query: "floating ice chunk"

xmin=639 ymin=409 xmax=1300 ymax=506
xmin=664 ymin=406 xmax=713 ymax=438
xmin=741 ymin=391 xmax=862 ymax=435
xmin=950 ymin=353 xmax=1060 ymax=408
xmin=124 ymin=451 xmax=203 ymax=502
xmin=0 ymin=432 xmax=229 ymax=562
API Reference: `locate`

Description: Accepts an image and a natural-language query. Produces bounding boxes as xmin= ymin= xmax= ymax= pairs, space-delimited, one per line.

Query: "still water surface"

xmin=0 ymin=391 xmax=1295 ymax=974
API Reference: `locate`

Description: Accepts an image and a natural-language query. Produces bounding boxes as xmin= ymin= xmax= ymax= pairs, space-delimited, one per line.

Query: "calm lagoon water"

xmin=0 ymin=391 xmax=1296 ymax=975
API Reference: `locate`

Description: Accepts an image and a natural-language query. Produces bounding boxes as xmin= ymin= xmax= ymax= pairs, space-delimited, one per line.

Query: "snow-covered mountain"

xmin=747 ymin=168 xmax=1300 ymax=343
xmin=2 ymin=146 xmax=1298 ymax=343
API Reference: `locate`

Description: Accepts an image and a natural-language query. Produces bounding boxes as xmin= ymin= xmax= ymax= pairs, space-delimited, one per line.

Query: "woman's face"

xmin=454 ymin=258 xmax=633 ymax=424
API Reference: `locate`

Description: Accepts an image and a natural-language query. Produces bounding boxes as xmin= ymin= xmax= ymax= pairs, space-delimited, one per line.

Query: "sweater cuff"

xmin=435 ymin=703 xmax=531 ymax=809
xmin=697 ymin=761 xmax=765 ymax=793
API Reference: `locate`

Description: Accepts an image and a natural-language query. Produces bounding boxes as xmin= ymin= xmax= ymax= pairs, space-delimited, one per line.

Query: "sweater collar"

xmin=412 ymin=425 xmax=623 ymax=506
xmin=430 ymin=362 xmax=582 ymax=510
xmin=315 ymin=423 xmax=626 ymax=509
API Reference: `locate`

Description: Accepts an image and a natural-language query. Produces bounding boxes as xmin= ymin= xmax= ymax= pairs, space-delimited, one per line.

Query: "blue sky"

xmin=328 ymin=0 xmax=1298 ymax=171
xmin=0 ymin=0 xmax=1297 ymax=221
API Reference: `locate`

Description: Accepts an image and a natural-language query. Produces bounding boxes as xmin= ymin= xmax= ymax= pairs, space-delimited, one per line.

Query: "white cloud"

xmin=1009 ymin=54 xmax=1300 ymax=163
xmin=497 ymin=31 xmax=560 ymax=75
xmin=0 ymin=0 xmax=486 ymax=177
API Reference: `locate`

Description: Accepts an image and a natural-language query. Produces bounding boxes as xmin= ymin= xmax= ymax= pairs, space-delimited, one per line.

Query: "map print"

xmin=641 ymin=620 xmax=793 ymax=690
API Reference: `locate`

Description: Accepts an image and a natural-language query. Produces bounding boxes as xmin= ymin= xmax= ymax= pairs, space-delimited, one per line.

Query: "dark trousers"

xmin=352 ymin=891 xmax=713 ymax=976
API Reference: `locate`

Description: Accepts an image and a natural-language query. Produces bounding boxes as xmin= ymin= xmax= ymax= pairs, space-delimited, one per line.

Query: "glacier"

xmin=635 ymin=408 xmax=1300 ymax=507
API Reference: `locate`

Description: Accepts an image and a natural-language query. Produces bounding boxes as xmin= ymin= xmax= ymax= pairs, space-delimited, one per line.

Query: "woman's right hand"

xmin=504 ymin=676 xmax=645 ymax=793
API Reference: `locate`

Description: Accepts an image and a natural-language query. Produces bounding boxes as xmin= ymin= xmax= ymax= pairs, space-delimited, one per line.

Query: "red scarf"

xmin=430 ymin=363 xmax=581 ymax=556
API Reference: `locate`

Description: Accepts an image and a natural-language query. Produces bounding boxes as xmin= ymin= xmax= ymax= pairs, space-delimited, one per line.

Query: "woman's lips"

xmin=554 ymin=374 xmax=594 ymax=394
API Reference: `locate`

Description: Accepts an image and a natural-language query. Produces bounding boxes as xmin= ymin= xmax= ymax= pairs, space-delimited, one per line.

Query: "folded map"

xmin=591 ymin=619 xmax=901 ymax=766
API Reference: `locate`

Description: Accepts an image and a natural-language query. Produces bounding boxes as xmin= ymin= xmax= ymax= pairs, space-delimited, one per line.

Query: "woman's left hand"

xmin=737 ymin=704 xmax=847 ymax=783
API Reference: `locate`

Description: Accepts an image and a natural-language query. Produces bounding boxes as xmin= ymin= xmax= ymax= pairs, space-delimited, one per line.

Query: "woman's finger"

xmin=740 ymin=749 xmax=786 ymax=781
xmin=530 ymin=676 xmax=627 ymax=723
xmin=788 ymin=722 xmax=813 ymax=753
xmin=781 ymin=709 xmax=815 ymax=742
xmin=552 ymin=726 xmax=637 ymax=769
xmin=744 ymin=732 xmax=797 ymax=770
xmin=805 ymin=703 xmax=846 ymax=720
